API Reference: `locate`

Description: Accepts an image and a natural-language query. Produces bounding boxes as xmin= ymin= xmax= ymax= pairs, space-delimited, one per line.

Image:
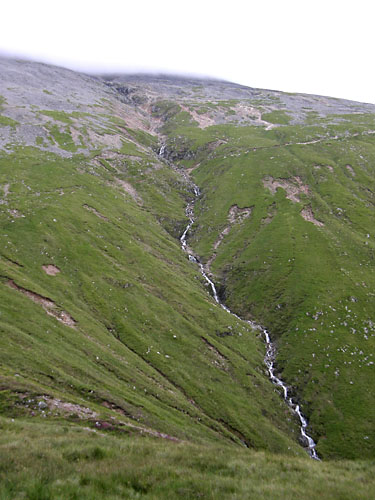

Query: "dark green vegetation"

xmin=1 ymin=58 xmax=375 ymax=496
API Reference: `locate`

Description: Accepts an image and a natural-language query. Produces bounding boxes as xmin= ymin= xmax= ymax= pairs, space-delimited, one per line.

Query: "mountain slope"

xmin=0 ymin=58 xmax=305 ymax=456
xmin=0 ymin=55 xmax=374 ymax=494
xmin=99 ymin=72 xmax=375 ymax=458
xmin=121 ymin=75 xmax=374 ymax=459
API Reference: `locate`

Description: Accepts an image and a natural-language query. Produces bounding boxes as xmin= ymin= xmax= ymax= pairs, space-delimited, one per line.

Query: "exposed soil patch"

xmin=114 ymin=178 xmax=143 ymax=205
xmin=346 ymin=164 xmax=355 ymax=176
xmin=102 ymin=400 xmax=131 ymax=417
xmin=83 ymin=204 xmax=109 ymax=221
xmin=95 ymin=418 xmax=181 ymax=442
xmin=213 ymin=226 xmax=231 ymax=250
xmin=112 ymin=100 xmax=156 ymax=135
xmin=263 ymin=176 xmax=309 ymax=203
xmin=2 ymin=255 xmax=23 ymax=268
xmin=42 ymin=264 xmax=60 ymax=276
xmin=315 ymin=164 xmax=333 ymax=172
xmin=16 ymin=393 xmax=180 ymax=441
xmin=263 ymin=178 xmax=323 ymax=226
xmin=186 ymin=163 xmax=201 ymax=175
xmin=261 ymin=214 xmax=274 ymax=225
xmin=7 ymin=279 xmax=76 ymax=327
xmin=301 ymin=205 xmax=324 ymax=227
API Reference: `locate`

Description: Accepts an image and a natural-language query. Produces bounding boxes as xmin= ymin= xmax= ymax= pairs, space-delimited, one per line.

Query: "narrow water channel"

xmin=180 ymin=182 xmax=320 ymax=460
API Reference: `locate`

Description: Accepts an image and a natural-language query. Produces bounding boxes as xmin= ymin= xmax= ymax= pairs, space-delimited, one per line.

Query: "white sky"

xmin=1 ymin=0 xmax=375 ymax=104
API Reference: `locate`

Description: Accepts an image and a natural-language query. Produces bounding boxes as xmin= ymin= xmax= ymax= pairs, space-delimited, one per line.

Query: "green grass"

xmin=162 ymin=103 xmax=375 ymax=459
xmin=1 ymin=416 xmax=374 ymax=499
xmin=0 ymin=115 xmax=18 ymax=127
xmin=262 ymin=110 xmax=291 ymax=124
xmin=45 ymin=124 xmax=77 ymax=151
xmin=0 ymin=141 xmax=304 ymax=457
xmin=0 ymin=95 xmax=6 ymax=111
xmin=40 ymin=110 xmax=93 ymax=124
xmin=41 ymin=110 xmax=74 ymax=124
xmin=2 ymin=65 xmax=375 ymax=496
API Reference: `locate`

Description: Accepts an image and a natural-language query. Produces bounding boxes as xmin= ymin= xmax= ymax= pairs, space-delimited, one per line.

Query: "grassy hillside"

xmin=0 ymin=59 xmax=306 ymax=458
xmin=158 ymin=104 xmax=375 ymax=459
xmin=1 ymin=57 xmax=375 ymax=496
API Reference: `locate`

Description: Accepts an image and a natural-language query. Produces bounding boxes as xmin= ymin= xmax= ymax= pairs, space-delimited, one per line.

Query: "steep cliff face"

xmin=1 ymin=57 xmax=375 ymax=464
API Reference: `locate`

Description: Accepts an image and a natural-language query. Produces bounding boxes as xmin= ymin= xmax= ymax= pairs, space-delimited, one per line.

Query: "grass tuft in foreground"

xmin=1 ymin=416 xmax=375 ymax=499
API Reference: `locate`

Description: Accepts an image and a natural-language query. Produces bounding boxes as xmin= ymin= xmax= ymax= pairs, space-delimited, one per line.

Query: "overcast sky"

xmin=2 ymin=0 xmax=375 ymax=104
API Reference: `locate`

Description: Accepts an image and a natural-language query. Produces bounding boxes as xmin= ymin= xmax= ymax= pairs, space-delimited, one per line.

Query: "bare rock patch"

xmin=180 ymin=105 xmax=215 ymax=129
xmin=46 ymin=397 xmax=98 ymax=418
xmin=83 ymin=204 xmax=109 ymax=221
xmin=18 ymin=393 xmax=98 ymax=418
xmin=301 ymin=206 xmax=324 ymax=227
xmin=87 ymin=128 xmax=123 ymax=149
xmin=228 ymin=204 xmax=252 ymax=224
xmin=263 ymin=176 xmax=309 ymax=203
xmin=8 ymin=209 xmax=25 ymax=218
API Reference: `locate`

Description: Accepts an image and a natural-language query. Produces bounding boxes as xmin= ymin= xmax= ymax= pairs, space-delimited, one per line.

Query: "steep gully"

xmin=168 ymin=150 xmax=319 ymax=460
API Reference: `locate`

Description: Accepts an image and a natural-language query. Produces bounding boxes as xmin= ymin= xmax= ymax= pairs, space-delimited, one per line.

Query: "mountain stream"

xmin=180 ymin=182 xmax=320 ymax=460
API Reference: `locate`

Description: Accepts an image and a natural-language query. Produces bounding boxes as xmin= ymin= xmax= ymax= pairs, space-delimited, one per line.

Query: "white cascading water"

xmin=180 ymin=181 xmax=320 ymax=460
